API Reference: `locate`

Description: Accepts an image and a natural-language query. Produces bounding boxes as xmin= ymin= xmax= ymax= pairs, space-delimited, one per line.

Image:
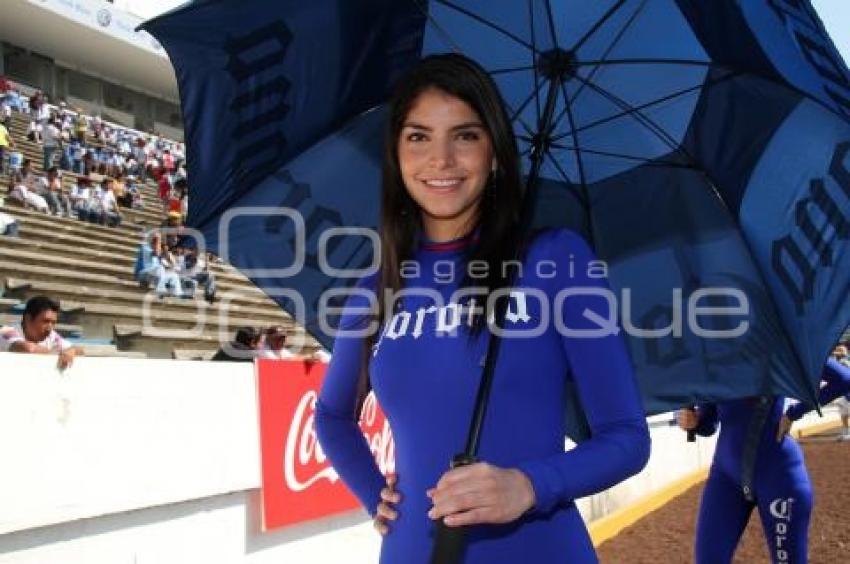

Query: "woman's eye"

xmin=457 ymin=131 xmax=480 ymax=141
xmin=407 ymin=132 xmax=426 ymax=142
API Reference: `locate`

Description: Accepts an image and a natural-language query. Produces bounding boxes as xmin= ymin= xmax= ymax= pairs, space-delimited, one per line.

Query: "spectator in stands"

xmin=1 ymin=96 xmax=12 ymax=129
xmin=3 ymin=87 xmax=23 ymax=114
xmin=98 ymin=179 xmax=122 ymax=227
xmin=134 ymin=231 xmax=183 ymax=298
xmin=259 ymin=325 xmax=296 ymax=360
xmin=259 ymin=326 xmax=330 ymax=362
xmin=26 ymin=118 xmax=42 ymax=144
xmin=69 ymin=176 xmax=92 ymax=220
xmin=0 ymin=115 xmax=14 ymax=174
xmin=833 ymin=342 xmax=850 ymax=367
xmin=162 ymin=149 xmax=175 ymax=174
xmin=169 ymin=178 xmax=187 ymax=218
xmin=127 ymin=179 xmax=144 ymax=209
xmin=174 ymin=244 xmax=216 ymax=304
xmin=0 ymin=296 xmax=83 ymax=370
xmin=9 ymin=159 xmax=49 ymax=213
xmin=158 ymin=171 xmax=172 ymax=214
xmin=74 ymin=115 xmax=88 ymax=143
xmin=211 ymin=326 xmax=261 ymax=362
xmin=132 ymin=137 xmax=148 ymax=181
xmin=0 ymin=211 xmax=19 ymax=237
xmin=28 ymin=90 xmax=43 ymax=118
xmin=81 ymin=149 xmax=95 ymax=176
xmin=8 ymin=149 xmax=22 ymax=175
xmin=42 ymin=118 xmax=61 ymax=171
xmin=69 ymin=138 xmax=84 ymax=174
xmin=114 ymin=171 xmax=133 ymax=208
xmin=39 ymin=166 xmax=71 ymax=216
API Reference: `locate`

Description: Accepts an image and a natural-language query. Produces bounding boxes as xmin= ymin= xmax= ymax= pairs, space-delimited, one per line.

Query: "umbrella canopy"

xmin=141 ymin=0 xmax=850 ymax=414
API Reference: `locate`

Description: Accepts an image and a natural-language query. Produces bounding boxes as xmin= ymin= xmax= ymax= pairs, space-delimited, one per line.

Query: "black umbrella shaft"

xmin=463 ymin=77 xmax=563 ymax=457
xmin=431 ymin=78 xmax=565 ymax=564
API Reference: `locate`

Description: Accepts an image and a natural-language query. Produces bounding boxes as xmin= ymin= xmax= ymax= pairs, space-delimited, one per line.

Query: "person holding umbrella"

xmin=677 ymin=357 xmax=850 ymax=564
xmin=316 ymin=54 xmax=649 ymax=563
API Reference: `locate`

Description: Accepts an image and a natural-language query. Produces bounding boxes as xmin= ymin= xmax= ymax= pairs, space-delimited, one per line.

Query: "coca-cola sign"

xmin=257 ymin=358 xmax=394 ymax=530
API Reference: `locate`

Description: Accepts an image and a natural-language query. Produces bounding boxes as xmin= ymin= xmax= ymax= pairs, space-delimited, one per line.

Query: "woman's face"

xmin=397 ymin=88 xmax=495 ymax=241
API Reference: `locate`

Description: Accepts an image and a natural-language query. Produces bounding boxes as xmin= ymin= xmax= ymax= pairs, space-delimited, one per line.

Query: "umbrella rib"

xmin=544 ymin=0 xmax=560 ymax=50
xmin=431 ymin=0 xmax=537 ymax=52
xmin=549 ymin=142 xmax=696 ymax=169
xmin=570 ymin=0 xmax=627 ymax=53
xmin=575 ymin=58 xmax=712 ymax=68
xmin=489 ymin=65 xmax=537 ymax=76
xmin=559 ymin=81 xmax=592 ymax=241
xmin=570 ymin=72 xmax=691 ymax=160
xmin=529 ymin=0 xmax=541 ymax=124
xmin=550 ymin=70 xmax=738 ymax=141
xmin=412 ymin=0 xmax=466 ymax=53
xmin=549 ymin=0 xmax=647 ymax=136
xmin=542 ymin=149 xmax=575 ymax=188
xmin=509 ymin=76 xmax=546 ymax=128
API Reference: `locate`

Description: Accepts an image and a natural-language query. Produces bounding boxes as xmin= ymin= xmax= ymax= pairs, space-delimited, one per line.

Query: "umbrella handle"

xmin=686 ymin=405 xmax=697 ymax=442
xmin=429 ymin=454 xmax=477 ymax=564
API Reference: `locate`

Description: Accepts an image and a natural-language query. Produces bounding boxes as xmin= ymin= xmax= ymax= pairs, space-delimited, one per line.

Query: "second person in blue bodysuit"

xmin=678 ymin=357 xmax=850 ymax=563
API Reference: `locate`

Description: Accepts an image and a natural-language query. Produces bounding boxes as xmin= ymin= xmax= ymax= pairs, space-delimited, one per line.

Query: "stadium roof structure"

xmin=0 ymin=0 xmax=178 ymax=103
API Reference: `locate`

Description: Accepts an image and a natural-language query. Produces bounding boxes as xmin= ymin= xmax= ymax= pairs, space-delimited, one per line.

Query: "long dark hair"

xmin=355 ymin=54 xmax=526 ymax=406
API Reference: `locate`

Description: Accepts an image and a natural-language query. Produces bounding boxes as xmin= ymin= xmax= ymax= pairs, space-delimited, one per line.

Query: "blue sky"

xmin=812 ymin=0 xmax=850 ymax=63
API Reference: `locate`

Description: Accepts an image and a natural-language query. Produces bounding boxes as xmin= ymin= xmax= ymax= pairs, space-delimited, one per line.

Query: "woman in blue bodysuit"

xmin=678 ymin=357 xmax=850 ymax=564
xmin=315 ymin=54 xmax=651 ymax=563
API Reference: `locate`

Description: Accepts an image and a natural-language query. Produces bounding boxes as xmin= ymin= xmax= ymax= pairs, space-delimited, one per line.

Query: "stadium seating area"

xmin=1 ymin=105 xmax=317 ymax=360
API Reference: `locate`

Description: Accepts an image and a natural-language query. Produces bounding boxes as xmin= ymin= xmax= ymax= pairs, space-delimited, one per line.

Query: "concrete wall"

xmin=0 ymin=354 xmax=838 ymax=562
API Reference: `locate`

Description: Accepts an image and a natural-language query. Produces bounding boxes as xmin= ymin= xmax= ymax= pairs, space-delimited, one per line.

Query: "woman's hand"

xmin=426 ymin=462 xmax=535 ymax=527
xmin=776 ymin=414 xmax=793 ymax=443
xmin=676 ymin=408 xmax=699 ymax=431
xmin=374 ymin=474 xmax=401 ymax=536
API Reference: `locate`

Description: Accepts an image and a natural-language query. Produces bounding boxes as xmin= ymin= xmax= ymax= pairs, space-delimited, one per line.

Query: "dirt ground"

xmin=597 ymin=436 xmax=850 ymax=563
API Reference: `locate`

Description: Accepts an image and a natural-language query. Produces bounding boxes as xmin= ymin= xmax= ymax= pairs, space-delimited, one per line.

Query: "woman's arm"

xmin=515 ymin=230 xmax=650 ymax=514
xmin=786 ymin=358 xmax=850 ymax=421
xmin=315 ymin=279 xmax=385 ymax=516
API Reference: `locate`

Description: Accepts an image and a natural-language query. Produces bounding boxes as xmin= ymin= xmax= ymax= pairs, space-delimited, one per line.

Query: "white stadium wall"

xmin=0 ymin=354 xmax=838 ymax=563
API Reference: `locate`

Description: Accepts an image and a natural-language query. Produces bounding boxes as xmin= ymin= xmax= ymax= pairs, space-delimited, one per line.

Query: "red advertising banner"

xmin=256 ymin=358 xmax=394 ymax=531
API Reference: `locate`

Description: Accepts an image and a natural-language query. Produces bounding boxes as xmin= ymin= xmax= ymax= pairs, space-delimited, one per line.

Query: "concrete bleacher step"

xmin=172 ymin=349 xmax=217 ymax=361
xmin=0 ymin=314 xmax=83 ymax=338
xmin=2 ymin=278 xmax=290 ymax=326
xmin=113 ymin=324 xmax=227 ymax=357
xmin=0 ymin=245 xmax=269 ymax=296
xmin=72 ymin=342 xmax=148 ymax=359
xmin=0 ymin=258 xmax=270 ymax=308
xmin=0 ymin=194 xmax=146 ymax=240
xmin=0 ymin=202 xmax=265 ymax=286
xmin=0 ymin=297 xmax=22 ymax=311
xmin=114 ymin=325 xmax=322 ymax=360
xmin=0 ymin=178 xmax=161 ymax=224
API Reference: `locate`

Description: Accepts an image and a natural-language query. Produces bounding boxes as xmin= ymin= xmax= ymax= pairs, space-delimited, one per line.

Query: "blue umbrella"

xmin=140 ymin=0 xmax=850 ymax=418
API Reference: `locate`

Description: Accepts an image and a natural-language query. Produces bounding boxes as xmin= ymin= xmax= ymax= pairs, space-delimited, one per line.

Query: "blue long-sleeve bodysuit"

xmin=693 ymin=358 xmax=850 ymax=564
xmin=316 ymin=229 xmax=650 ymax=563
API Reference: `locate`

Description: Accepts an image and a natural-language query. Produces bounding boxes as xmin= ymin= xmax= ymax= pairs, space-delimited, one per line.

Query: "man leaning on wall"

xmin=0 ymin=296 xmax=83 ymax=370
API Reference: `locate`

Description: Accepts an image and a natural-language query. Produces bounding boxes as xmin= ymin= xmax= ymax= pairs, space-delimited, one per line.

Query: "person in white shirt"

xmin=27 ymin=120 xmax=42 ymax=144
xmin=38 ymin=166 xmax=71 ymax=216
xmin=10 ymin=159 xmax=49 ymax=213
xmin=259 ymin=325 xmax=297 ymax=360
xmin=69 ymin=178 xmax=92 ymax=220
xmin=0 ymin=211 xmax=19 ymax=237
xmin=0 ymin=296 xmax=83 ymax=370
xmin=259 ymin=325 xmax=331 ymax=362
xmin=42 ymin=119 xmax=61 ymax=171
xmin=99 ymin=180 xmax=122 ymax=227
